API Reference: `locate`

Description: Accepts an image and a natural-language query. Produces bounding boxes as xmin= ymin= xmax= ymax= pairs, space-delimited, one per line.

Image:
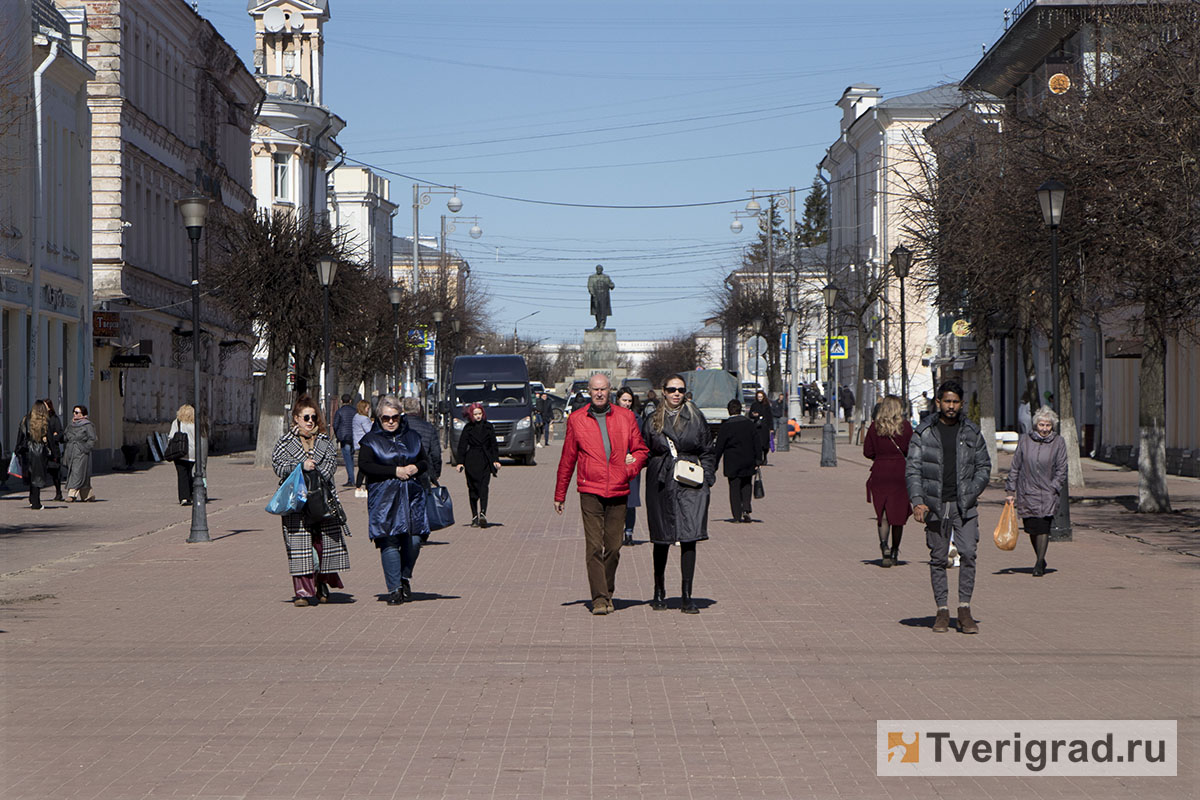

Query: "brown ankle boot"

xmin=957 ymin=606 xmax=979 ymax=634
xmin=932 ymin=608 xmax=950 ymax=633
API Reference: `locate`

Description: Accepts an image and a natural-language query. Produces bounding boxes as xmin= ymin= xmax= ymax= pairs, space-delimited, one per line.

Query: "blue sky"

xmin=201 ymin=1 xmax=1010 ymax=344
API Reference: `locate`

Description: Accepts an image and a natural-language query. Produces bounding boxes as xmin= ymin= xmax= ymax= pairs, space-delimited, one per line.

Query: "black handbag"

xmin=164 ymin=431 xmax=188 ymax=462
xmin=303 ymin=470 xmax=345 ymax=524
xmin=425 ymin=485 xmax=455 ymax=531
xmin=753 ymin=467 xmax=765 ymax=500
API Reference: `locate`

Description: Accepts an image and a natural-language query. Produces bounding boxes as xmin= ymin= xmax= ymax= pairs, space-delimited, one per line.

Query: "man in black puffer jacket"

xmin=905 ymin=380 xmax=991 ymax=634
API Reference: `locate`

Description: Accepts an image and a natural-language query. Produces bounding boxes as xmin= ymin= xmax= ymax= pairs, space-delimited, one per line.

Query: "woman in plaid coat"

xmin=272 ymin=395 xmax=351 ymax=606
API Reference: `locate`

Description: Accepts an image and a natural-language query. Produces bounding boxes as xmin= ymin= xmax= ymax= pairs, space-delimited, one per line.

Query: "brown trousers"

xmin=580 ymin=492 xmax=626 ymax=603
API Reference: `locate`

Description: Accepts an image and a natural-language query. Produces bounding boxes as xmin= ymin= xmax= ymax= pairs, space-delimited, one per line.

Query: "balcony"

xmin=256 ymin=73 xmax=310 ymax=103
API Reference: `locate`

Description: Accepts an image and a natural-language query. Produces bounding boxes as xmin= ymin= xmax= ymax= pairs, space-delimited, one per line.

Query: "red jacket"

xmin=555 ymin=404 xmax=649 ymax=503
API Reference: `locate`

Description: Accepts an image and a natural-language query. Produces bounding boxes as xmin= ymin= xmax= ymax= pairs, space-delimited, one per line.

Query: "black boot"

xmin=400 ymin=578 xmax=412 ymax=601
xmin=650 ymin=578 xmax=668 ymax=610
xmin=680 ymin=579 xmax=699 ymax=614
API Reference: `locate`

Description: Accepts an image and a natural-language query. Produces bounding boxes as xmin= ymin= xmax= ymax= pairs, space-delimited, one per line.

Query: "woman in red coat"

xmin=863 ymin=395 xmax=913 ymax=567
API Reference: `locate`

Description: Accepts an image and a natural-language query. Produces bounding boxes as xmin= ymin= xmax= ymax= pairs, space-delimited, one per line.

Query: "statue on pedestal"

xmin=587 ymin=264 xmax=614 ymax=330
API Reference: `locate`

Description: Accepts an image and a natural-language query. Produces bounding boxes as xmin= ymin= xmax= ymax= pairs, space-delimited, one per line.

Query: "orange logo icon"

xmin=887 ymin=732 xmax=919 ymax=763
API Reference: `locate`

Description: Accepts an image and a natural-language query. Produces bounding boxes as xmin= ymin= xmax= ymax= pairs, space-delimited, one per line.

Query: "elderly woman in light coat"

xmin=1005 ymin=405 xmax=1068 ymax=577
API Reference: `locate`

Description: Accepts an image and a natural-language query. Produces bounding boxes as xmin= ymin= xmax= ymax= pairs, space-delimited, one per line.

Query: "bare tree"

xmin=641 ymin=334 xmax=709 ymax=388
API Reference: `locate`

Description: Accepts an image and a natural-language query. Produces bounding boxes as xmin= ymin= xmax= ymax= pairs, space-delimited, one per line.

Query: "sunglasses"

xmin=379 ymin=414 xmax=401 ymax=423
xmin=664 ymin=386 xmax=686 ymax=394
xmin=298 ymin=414 xmax=318 ymax=422
xmin=73 ymin=410 xmax=83 ymax=415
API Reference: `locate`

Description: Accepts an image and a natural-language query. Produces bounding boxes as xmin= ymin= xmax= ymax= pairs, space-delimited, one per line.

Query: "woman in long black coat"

xmin=16 ymin=402 xmax=53 ymax=509
xmin=748 ymin=389 xmax=773 ymax=465
xmin=641 ymin=374 xmax=716 ymax=614
xmin=455 ymin=402 xmax=501 ymax=527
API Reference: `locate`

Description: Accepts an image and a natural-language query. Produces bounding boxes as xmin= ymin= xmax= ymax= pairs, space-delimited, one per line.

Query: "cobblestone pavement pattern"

xmin=2 ymin=436 xmax=1196 ymax=799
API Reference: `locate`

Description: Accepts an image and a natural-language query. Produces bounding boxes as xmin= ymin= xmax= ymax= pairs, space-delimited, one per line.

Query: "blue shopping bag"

xmin=425 ymin=485 xmax=455 ymax=531
xmin=266 ymin=463 xmax=307 ymax=515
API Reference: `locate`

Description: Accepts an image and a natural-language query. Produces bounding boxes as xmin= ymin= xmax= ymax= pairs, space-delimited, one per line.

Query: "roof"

xmin=248 ymin=0 xmax=329 ymax=11
xmin=877 ymin=84 xmax=964 ymax=111
xmin=32 ymin=0 xmax=69 ymax=37
xmin=961 ymin=0 xmax=1099 ymax=97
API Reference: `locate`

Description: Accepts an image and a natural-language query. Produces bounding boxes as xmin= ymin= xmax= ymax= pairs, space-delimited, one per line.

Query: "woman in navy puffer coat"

xmin=357 ymin=394 xmax=429 ymax=605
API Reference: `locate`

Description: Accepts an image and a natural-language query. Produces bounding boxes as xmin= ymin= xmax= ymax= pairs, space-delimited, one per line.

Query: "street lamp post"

xmin=177 ymin=195 xmax=210 ymax=543
xmin=387 ymin=286 xmax=403 ymax=393
xmin=820 ymin=283 xmax=838 ymax=467
xmin=410 ymin=185 xmax=463 ymax=394
xmin=432 ymin=309 xmax=443 ymax=417
xmin=1037 ymin=178 xmax=1071 ymax=541
xmin=890 ymin=243 xmax=913 ymax=413
xmin=316 ymin=257 xmax=338 ymax=422
xmin=513 ymin=311 xmax=539 ymax=353
xmin=779 ymin=304 xmax=797 ymax=452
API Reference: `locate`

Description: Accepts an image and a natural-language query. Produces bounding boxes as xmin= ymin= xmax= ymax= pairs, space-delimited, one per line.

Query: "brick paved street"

xmin=2 ymin=439 xmax=1196 ymax=800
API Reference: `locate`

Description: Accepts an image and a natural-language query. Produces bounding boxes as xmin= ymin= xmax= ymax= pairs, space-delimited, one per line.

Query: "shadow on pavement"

xmin=0 ymin=523 xmax=68 ymax=537
xmin=371 ymin=592 xmax=461 ymax=603
xmin=211 ymin=528 xmax=261 ymax=541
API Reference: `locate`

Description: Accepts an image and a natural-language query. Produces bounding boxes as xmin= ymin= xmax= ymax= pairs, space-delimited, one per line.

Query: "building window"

xmin=272 ymin=152 xmax=291 ymax=202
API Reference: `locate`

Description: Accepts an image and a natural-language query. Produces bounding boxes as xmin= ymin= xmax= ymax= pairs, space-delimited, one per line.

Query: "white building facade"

xmin=328 ymin=166 xmax=395 ymax=277
xmin=78 ymin=0 xmax=262 ymax=466
xmin=0 ymin=1 xmax=93 ymax=457
xmin=820 ymin=84 xmax=961 ymax=419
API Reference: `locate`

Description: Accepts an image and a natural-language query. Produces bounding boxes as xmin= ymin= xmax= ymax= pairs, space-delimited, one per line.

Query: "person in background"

xmin=16 ymin=402 xmax=52 ymax=509
xmin=63 ymin=404 xmax=98 ymax=502
xmin=167 ymin=404 xmax=204 ymax=506
xmin=40 ymin=399 xmax=65 ymax=502
xmin=331 ymin=393 xmax=358 ymax=487
xmin=712 ymin=399 xmax=758 ymax=523
xmin=541 ymin=393 xmax=554 ymax=446
xmin=748 ymin=389 xmax=773 ymax=466
xmin=534 ymin=391 xmax=548 ymax=448
xmin=456 ymin=402 xmax=500 ymax=527
xmin=770 ymin=392 xmax=786 ymax=453
xmin=358 ymin=394 xmax=429 ymax=605
xmin=402 ymin=396 xmax=442 ymax=540
xmin=1005 ymin=406 xmax=1068 ymax=577
xmin=270 ymin=395 xmax=351 ymax=607
xmin=863 ymin=395 xmax=913 ymax=567
xmin=906 ymin=380 xmax=991 ymax=634
xmin=641 ymin=389 xmax=659 ymax=420
xmin=615 ymin=387 xmax=642 ymax=546
xmin=1017 ymin=390 xmax=1033 ymax=435
xmin=641 ymin=374 xmax=715 ymax=613
xmin=352 ymin=399 xmax=373 ymax=498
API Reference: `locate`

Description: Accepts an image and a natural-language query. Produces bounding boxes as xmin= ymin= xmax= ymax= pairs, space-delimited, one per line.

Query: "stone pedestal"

xmin=582 ymin=329 xmax=618 ymax=370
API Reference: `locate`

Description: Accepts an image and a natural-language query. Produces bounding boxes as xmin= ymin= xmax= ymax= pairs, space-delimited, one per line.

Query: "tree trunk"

xmin=767 ymin=334 xmax=782 ymax=395
xmin=253 ymin=341 xmax=290 ymax=469
xmin=1137 ymin=321 xmax=1171 ymax=512
xmin=1055 ymin=337 xmax=1085 ymax=490
xmin=1018 ymin=307 xmax=1039 ymax=414
xmin=975 ymin=336 xmax=998 ymax=476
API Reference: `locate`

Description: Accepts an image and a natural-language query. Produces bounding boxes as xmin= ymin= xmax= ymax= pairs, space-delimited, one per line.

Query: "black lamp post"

xmin=177 ymin=195 xmax=210 ymax=543
xmin=1036 ymin=179 xmax=1071 ymax=541
xmin=431 ymin=309 xmax=443 ymax=417
xmin=387 ymin=285 xmax=402 ymax=393
xmin=890 ymin=243 xmax=913 ymax=412
xmin=779 ymin=305 xmax=796 ymax=453
xmin=820 ymin=283 xmax=838 ymax=467
xmin=316 ymin=257 xmax=338 ymax=422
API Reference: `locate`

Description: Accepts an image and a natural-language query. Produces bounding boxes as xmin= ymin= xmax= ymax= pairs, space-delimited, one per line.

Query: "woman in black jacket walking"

xmin=456 ymin=402 xmax=501 ymax=527
xmin=16 ymin=402 xmax=53 ymax=509
xmin=641 ymin=374 xmax=716 ymax=613
xmin=748 ymin=389 xmax=773 ymax=466
xmin=40 ymin=399 xmax=65 ymax=501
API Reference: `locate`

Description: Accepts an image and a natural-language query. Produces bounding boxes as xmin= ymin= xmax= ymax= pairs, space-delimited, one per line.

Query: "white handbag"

xmin=667 ymin=437 xmax=704 ymax=487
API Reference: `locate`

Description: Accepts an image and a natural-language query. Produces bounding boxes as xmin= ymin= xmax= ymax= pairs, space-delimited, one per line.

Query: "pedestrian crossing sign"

xmin=828 ymin=336 xmax=848 ymax=360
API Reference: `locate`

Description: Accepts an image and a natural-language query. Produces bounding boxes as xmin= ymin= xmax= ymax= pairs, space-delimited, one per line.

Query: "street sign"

xmin=828 ymin=336 xmax=848 ymax=360
xmin=746 ymin=335 xmax=768 ymax=357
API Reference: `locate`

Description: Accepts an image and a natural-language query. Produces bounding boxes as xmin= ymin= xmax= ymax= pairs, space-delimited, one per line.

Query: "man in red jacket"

xmin=554 ymin=372 xmax=649 ymax=615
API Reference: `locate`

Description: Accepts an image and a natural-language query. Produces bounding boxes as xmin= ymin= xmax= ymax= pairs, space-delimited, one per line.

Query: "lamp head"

xmin=822 ymin=283 xmax=838 ymax=310
xmin=451 ymin=318 xmax=461 ymax=333
xmin=469 ymin=224 xmax=482 ymax=239
xmin=316 ymin=257 xmax=338 ymax=287
xmin=730 ymin=219 xmax=744 ymax=234
xmin=387 ymin=285 xmax=403 ymax=307
xmin=890 ymin=243 xmax=912 ymax=279
xmin=176 ymin=195 xmax=210 ymax=233
xmin=432 ymin=310 xmax=444 ymax=324
xmin=1037 ymin=179 xmax=1066 ymax=228
xmin=745 ymin=198 xmax=762 ymax=214
xmin=447 ymin=194 xmax=463 ymax=213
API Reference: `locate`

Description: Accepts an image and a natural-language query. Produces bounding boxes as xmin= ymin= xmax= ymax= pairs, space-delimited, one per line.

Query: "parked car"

xmin=544 ymin=393 xmax=567 ymax=421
